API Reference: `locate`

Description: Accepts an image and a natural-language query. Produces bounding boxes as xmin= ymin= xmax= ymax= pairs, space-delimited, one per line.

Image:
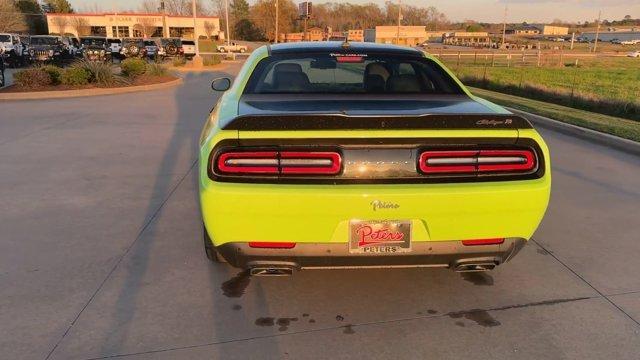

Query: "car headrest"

xmin=386 ymin=74 xmax=421 ymax=93
xmin=364 ymin=63 xmax=390 ymax=81
xmin=274 ymin=63 xmax=303 ymax=73
xmin=274 ymin=72 xmax=311 ymax=92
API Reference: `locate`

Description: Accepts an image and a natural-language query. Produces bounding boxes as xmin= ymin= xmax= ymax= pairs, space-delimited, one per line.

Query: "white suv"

xmin=0 ymin=33 xmax=25 ymax=66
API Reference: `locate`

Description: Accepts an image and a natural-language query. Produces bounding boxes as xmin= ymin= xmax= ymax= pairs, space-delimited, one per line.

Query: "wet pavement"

xmin=2 ymin=62 xmax=640 ymax=359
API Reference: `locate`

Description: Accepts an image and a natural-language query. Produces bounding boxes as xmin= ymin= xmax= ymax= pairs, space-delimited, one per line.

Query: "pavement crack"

xmin=532 ymin=239 xmax=640 ymax=327
xmin=44 ymin=159 xmax=198 ymax=360
xmin=81 ymin=295 xmax=596 ymax=360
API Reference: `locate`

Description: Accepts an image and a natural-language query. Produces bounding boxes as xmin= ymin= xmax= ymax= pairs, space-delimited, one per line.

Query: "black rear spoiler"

xmin=222 ymin=114 xmax=533 ymax=131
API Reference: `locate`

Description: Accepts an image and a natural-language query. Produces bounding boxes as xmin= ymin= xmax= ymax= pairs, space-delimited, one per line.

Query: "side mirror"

xmin=211 ymin=77 xmax=231 ymax=91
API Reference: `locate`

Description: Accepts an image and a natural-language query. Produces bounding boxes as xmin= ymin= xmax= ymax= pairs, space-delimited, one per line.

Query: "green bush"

xmin=14 ymin=68 xmax=51 ymax=88
xmin=146 ymin=63 xmax=168 ymax=76
xmin=61 ymin=67 xmax=90 ymax=85
xmin=73 ymin=59 xmax=122 ymax=86
xmin=172 ymin=57 xmax=186 ymax=67
xmin=121 ymin=58 xmax=148 ymax=77
xmin=203 ymin=55 xmax=222 ymax=66
xmin=39 ymin=65 xmax=63 ymax=85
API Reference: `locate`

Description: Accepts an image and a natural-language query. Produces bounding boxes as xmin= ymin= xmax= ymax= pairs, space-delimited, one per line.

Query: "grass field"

xmin=471 ymin=87 xmax=640 ymax=142
xmin=440 ymin=55 xmax=640 ymax=121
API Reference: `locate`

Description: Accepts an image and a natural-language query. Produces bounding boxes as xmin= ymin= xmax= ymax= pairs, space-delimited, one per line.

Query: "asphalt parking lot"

xmin=2 ymin=63 xmax=640 ymax=360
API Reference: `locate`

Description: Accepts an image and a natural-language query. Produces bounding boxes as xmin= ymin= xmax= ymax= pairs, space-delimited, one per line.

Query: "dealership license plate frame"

xmin=349 ymin=219 xmax=412 ymax=254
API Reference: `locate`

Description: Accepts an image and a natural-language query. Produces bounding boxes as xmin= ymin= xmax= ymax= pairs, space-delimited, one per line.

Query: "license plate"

xmin=349 ymin=220 xmax=412 ymax=254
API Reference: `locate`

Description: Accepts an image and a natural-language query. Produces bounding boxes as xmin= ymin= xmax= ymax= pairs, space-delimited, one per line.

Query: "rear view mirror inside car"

xmin=310 ymin=58 xmax=337 ymax=69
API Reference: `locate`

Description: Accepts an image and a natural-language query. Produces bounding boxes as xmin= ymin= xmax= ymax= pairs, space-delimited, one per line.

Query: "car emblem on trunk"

xmin=371 ymin=200 xmax=400 ymax=211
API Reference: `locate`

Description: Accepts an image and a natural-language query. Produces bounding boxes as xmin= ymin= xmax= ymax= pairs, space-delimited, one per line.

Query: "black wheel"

xmin=203 ymin=224 xmax=227 ymax=263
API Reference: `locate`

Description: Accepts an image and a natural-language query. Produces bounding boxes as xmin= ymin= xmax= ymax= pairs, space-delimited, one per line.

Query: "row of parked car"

xmin=0 ymin=33 xmax=198 ymax=67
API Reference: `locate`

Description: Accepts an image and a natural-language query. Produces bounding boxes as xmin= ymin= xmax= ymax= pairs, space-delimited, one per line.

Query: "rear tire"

xmin=203 ymin=224 xmax=227 ymax=263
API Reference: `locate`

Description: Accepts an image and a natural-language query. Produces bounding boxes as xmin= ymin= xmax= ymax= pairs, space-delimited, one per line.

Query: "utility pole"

xmin=274 ymin=0 xmax=279 ymax=43
xmin=161 ymin=0 xmax=168 ymax=38
xmin=396 ymin=0 xmax=401 ymax=44
xmin=224 ymin=0 xmax=230 ymax=46
xmin=191 ymin=0 xmax=202 ymax=66
xmin=501 ymin=5 xmax=507 ymax=47
xmin=593 ymin=10 xmax=601 ymax=53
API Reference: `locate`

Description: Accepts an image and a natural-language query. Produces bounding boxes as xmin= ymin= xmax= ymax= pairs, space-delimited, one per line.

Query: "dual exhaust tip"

xmin=248 ymin=261 xmax=498 ymax=276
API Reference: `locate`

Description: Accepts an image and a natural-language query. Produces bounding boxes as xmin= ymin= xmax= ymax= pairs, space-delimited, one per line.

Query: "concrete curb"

xmin=0 ymin=77 xmax=183 ymax=101
xmin=509 ymin=107 xmax=640 ymax=157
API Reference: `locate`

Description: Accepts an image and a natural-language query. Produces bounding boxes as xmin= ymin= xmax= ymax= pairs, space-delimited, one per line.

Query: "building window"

xmin=112 ymin=26 xmax=130 ymax=37
xmin=90 ymin=26 xmax=106 ymax=37
xmin=152 ymin=27 xmax=163 ymax=37
xmin=169 ymin=27 xmax=194 ymax=39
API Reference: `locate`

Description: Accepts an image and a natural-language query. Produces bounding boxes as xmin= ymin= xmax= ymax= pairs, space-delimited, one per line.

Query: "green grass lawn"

xmin=471 ymin=87 xmax=640 ymax=142
xmin=442 ymin=56 xmax=640 ymax=121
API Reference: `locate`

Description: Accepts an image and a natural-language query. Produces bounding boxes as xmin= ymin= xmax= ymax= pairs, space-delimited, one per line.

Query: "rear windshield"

xmin=182 ymin=40 xmax=195 ymax=45
xmin=244 ymin=53 xmax=463 ymax=95
xmin=0 ymin=35 xmax=10 ymax=42
xmin=123 ymin=38 xmax=144 ymax=46
xmin=81 ymin=38 xmax=106 ymax=46
xmin=161 ymin=38 xmax=181 ymax=46
xmin=107 ymin=39 xmax=121 ymax=44
xmin=31 ymin=37 xmax=58 ymax=45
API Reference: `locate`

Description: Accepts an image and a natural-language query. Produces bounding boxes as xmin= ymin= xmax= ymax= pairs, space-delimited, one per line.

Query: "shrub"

xmin=203 ymin=55 xmax=222 ymax=66
xmin=146 ymin=62 xmax=168 ymax=76
xmin=39 ymin=65 xmax=63 ymax=85
xmin=172 ymin=57 xmax=186 ymax=67
xmin=61 ymin=67 xmax=90 ymax=85
xmin=14 ymin=68 xmax=51 ymax=88
xmin=72 ymin=59 xmax=122 ymax=86
xmin=121 ymin=58 xmax=148 ymax=77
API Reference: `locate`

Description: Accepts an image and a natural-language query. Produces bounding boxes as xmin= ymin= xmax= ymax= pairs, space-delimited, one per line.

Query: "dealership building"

xmin=45 ymin=13 xmax=223 ymax=39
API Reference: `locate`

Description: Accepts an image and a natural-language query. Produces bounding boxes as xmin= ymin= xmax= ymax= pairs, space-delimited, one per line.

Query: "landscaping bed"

xmin=0 ymin=58 xmax=177 ymax=94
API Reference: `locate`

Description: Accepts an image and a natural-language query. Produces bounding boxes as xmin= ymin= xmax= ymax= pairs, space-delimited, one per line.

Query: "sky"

xmin=69 ymin=0 xmax=640 ymax=23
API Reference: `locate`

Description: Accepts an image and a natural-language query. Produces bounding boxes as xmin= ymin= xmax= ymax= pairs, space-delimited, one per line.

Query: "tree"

xmin=15 ymin=0 xmax=46 ymax=34
xmin=51 ymin=15 xmax=68 ymax=34
xmin=70 ymin=16 xmax=90 ymax=36
xmin=44 ymin=0 xmax=74 ymax=13
xmin=234 ymin=18 xmax=263 ymax=41
xmin=251 ymin=0 xmax=297 ymax=42
xmin=0 ymin=0 xmax=27 ymax=33
xmin=204 ymin=20 xmax=217 ymax=39
xmin=140 ymin=17 xmax=158 ymax=37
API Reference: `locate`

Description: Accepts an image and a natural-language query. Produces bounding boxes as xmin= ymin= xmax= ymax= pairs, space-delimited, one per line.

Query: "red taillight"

xmin=419 ymin=149 xmax=536 ymax=175
xmin=248 ymin=242 xmax=296 ymax=249
xmin=462 ymin=238 xmax=505 ymax=246
xmin=216 ymin=150 xmax=342 ymax=176
xmin=280 ymin=151 xmax=342 ymax=174
xmin=217 ymin=151 xmax=279 ymax=174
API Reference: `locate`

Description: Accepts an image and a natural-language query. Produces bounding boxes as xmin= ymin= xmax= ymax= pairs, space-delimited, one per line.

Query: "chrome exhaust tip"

xmin=454 ymin=262 xmax=497 ymax=272
xmin=249 ymin=266 xmax=294 ymax=276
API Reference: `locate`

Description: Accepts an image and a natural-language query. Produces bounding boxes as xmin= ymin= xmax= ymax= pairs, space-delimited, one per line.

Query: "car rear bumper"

xmin=216 ymin=237 xmax=526 ymax=272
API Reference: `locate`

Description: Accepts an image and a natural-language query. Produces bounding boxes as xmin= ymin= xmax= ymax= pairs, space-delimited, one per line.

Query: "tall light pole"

xmin=224 ymin=0 xmax=230 ymax=46
xmin=593 ymin=10 xmax=602 ymax=53
xmin=274 ymin=0 xmax=279 ymax=43
xmin=396 ymin=0 xmax=401 ymax=44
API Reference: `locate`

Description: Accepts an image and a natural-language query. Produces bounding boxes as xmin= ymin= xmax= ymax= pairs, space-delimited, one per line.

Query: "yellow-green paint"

xmin=199 ymin=45 xmax=551 ymax=247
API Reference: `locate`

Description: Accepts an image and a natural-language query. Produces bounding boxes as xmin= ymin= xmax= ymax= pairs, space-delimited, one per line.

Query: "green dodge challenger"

xmin=199 ymin=42 xmax=551 ymax=276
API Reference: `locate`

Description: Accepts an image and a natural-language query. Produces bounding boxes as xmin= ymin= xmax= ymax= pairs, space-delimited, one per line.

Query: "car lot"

xmin=2 ymin=62 xmax=640 ymax=360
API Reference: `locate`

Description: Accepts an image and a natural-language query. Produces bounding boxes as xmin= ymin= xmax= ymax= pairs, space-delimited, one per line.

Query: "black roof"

xmin=269 ymin=41 xmax=423 ymax=56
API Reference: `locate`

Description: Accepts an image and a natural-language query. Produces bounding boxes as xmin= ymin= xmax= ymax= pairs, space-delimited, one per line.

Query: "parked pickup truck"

xmin=217 ymin=42 xmax=247 ymax=53
xmin=181 ymin=39 xmax=196 ymax=59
